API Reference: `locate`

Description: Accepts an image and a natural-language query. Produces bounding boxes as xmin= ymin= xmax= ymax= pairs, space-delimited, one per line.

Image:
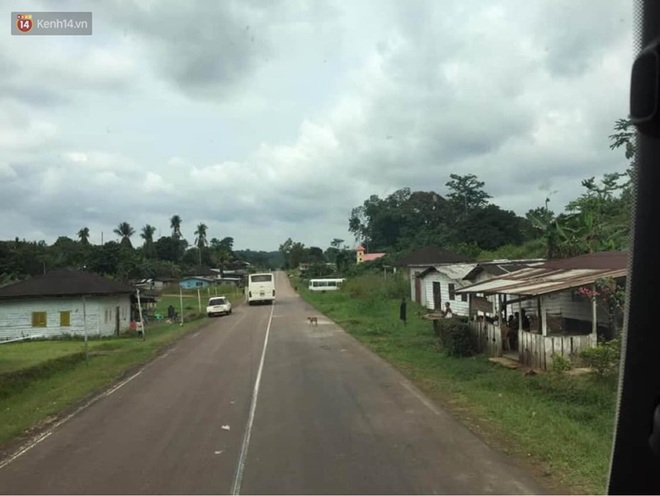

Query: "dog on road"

xmin=307 ymin=316 xmax=318 ymax=326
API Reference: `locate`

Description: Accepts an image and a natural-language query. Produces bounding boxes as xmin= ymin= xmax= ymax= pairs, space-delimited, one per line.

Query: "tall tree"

xmin=456 ymin=204 xmax=525 ymax=251
xmin=141 ymin=224 xmax=157 ymax=258
xmin=194 ymin=223 xmax=208 ymax=250
xmin=306 ymin=246 xmax=325 ymax=263
xmin=154 ymin=236 xmax=184 ymax=263
xmin=170 ymin=215 xmax=182 ymax=240
xmin=113 ymin=222 xmax=135 ymax=249
xmin=77 ymin=227 xmax=90 ymax=246
xmin=279 ymin=238 xmax=294 ymax=269
xmin=445 ymin=173 xmax=491 ymax=218
xmin=194 ymin=223 xmax=208 ymax=265
xmin=219 ymin=236 xmax=234 ymax=252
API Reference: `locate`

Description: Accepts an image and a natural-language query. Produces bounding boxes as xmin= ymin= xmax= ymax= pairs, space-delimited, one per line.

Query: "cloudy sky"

xmin=1 ymin=0 xmax=632 ymax=251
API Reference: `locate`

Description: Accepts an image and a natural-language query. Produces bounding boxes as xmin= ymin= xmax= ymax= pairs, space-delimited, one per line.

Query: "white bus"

xmin=308 ymin=278 xmax=345 ymax=292
xmin=246 ymin=272 xmax=275 ymax=305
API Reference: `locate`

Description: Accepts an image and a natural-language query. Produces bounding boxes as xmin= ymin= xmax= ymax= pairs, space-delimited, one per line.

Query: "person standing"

xmin=443 ymin=302 xmax=453 ymax=318
xmin=400 ymin=297 xmax=407 ymax=326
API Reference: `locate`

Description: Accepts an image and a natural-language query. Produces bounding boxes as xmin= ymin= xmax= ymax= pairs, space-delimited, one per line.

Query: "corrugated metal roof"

xmin=434 ymin=263 xmax=478 ymax=280
xmin=457 ymin=266 xmax=627 ymax=296
xmin=462 ymin=259 xmax=545 ymax=280
xmin=543 ymin=251 xmax=627 ymax=270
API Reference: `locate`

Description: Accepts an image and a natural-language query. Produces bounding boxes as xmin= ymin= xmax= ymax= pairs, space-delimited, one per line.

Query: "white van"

xmin=246 ymin=273 xmax=275 ymax=305
xmin=308 ymin=278 xmax=345 ymax=292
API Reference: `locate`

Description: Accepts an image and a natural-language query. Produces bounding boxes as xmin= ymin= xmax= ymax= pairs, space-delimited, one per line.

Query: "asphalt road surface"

xmin=0 ymin=271 xmax=550 ymax=494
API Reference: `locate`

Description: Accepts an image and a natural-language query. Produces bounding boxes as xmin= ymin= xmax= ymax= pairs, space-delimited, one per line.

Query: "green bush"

xmin=580 ymin=338 xmax=621 ymax=377
xmin=0 ymin=352 xmax=87 ymax=399
xmin=551 ymin=354 xmax=573 ymax=373
xmin=342 ymin=274 xmax=407 ymax=303
xmin=435 ymin=318 xmax=474 ymax=357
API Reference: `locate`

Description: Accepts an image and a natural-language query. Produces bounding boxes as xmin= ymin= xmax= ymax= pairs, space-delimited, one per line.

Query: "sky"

xmin=1 ymin=0 xmax=633 ymax=251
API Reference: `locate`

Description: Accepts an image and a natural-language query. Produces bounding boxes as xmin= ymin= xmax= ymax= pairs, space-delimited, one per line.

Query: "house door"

xmin=115 ymin=306 xmax=120 ymax=335
xmin=432 ymin=282 xmax=441 ymax=310
xmin=414 ymin=276 xmax=421 ymax=303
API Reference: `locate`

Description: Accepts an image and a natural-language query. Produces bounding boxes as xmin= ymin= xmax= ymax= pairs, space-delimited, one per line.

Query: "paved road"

xmin=0 ymin=272 xmax=550 ymax=494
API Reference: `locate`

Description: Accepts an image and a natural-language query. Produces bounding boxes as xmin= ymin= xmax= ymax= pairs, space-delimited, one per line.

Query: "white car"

xmin=206 ymin=296 xmax=232 ymax=317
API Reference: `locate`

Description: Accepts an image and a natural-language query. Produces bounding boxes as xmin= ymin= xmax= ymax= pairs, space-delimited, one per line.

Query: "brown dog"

xmin=307 ymin=316 xmax=318 ymax=326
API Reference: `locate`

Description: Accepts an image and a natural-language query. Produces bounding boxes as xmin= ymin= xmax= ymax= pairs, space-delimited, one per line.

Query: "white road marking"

xmin=0 ymin=365 xmax=150 ymax=471
xmin=102 ymin=371 xmax=143 ymax=397
xmin=0 ymin=320 xmax=217 ymax=471
xmin=0 ymin=432 xmax=52 ymax=471
xmin=400 ymin=380 xmax=441 ymax=416
xmin=231 ymin=302 xmax=275 ymax=495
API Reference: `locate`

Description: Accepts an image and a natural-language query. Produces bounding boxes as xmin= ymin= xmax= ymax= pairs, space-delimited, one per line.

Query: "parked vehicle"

xmin=246 ymin=273 xmax=275 ymax=305
xmin=206 ymin=296 xmax=232 ymax=317
xmin=308 ymin=278 xmax=345 ymax=292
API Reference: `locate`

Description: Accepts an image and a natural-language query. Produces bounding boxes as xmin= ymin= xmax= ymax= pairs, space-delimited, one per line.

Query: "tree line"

xmin=280 ymin=119 xmax=634 ymax=275
xmin=0 ymin=215 xmax=279 ymax=285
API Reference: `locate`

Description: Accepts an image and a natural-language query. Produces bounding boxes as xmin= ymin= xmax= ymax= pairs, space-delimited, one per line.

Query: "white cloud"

xmin=0 ymin=163 xmax=17 ymax=179
xmin=0 ymin=0 xmax=634 ymax=250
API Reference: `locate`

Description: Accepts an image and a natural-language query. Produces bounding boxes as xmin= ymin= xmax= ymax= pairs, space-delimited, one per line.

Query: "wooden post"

xmin=136 ymin=289 xmax=145 ymax=340
xmin=591 ymin=283 xmax=598 ymax=339
xmin=179 ymin=286 xmax=184 ymax=325
xmin=539 ymin=297 xmax=547 ymax=336
xmin=468 ymin=292 xmax=473 ymax=321
xmin=518 ymin=300 xmax=523 ymax=331
xmin=82 ymin=296 xmax=89 ymax=364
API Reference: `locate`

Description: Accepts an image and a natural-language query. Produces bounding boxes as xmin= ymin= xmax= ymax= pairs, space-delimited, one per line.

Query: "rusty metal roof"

xmin=462 ymin=259 xmax=545 ymax=280
xmin=456 ymin=258 xmax=628 ymax=296
xmin=419 ymin=263 xmax=478 ymax=280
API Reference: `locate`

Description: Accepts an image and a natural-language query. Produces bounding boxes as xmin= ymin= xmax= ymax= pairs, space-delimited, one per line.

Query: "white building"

xmin=0 ymin=269 xmax=134 ymax=341
xmin=418 ymin=263 xmax=478 ymax=316
xmin=393 ymin=246 xmax=472 ymax=306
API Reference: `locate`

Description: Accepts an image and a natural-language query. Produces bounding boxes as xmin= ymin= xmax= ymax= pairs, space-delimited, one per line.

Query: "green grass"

xmin=157 ymin=286 xmax=244 ymax=315
xmin=292 ymin=274 xmax=617 ymax=494
xmin=0 ymin=316 xmax=215 ymax=447
xmin=0 ymin=290 xmax=248 ymax=447
xmin=0 ymin=341 xmax=88 ymax=375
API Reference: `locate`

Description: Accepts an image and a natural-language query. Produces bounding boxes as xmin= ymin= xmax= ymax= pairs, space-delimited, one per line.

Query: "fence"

xmin=519 ymin=331 xmax=596 ymax=370
xmin=468 ymin=320 xmax=597 ymax=370
xmin=469 ymin=320 xmax=502 ymax=357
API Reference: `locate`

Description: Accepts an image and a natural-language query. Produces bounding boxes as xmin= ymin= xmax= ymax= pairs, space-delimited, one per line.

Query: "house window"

xmin=196 ymin=282 xmax=203 ymax=287
xmin=461 ymin=292 xmax=468 ymax=302
xmin=448 ymin=283 xmax=456 ymax=300
xmin=31 ymin=312 xmax=47 ymax=328
xmin=60 ymin=311 xmax=71 ymax=327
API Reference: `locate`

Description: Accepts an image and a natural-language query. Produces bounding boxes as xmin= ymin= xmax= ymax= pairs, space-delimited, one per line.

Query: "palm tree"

xmin=141 ymin=224 xmax=156 ymax=258
xmin=114 ymin=222 xmax=135 ymax=249
xmin=194 ymin=223 xmax=208 ymax=265
xmin=170 ymin=215 xmax=182 ymax=240
xmin=213 ymin=248 xmax=232 ymax=278
xmin=78 ymin=227 xmax=90 ymax=245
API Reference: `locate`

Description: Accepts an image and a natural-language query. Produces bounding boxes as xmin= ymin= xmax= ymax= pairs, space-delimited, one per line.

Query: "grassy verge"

xmin=0 ymin=289 xmax=246 ymax=448
xmin=0 ymin=289 xmax=248 ymax=450
xmin=292 ymin=274 xmax=617 ymax=494
xmin=0 ymin=318 xmax=205 ymax=447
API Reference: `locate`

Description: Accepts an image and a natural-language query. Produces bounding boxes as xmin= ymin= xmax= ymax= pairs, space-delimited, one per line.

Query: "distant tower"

xmin=356 ymin=244 xmax=365 ymax=264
